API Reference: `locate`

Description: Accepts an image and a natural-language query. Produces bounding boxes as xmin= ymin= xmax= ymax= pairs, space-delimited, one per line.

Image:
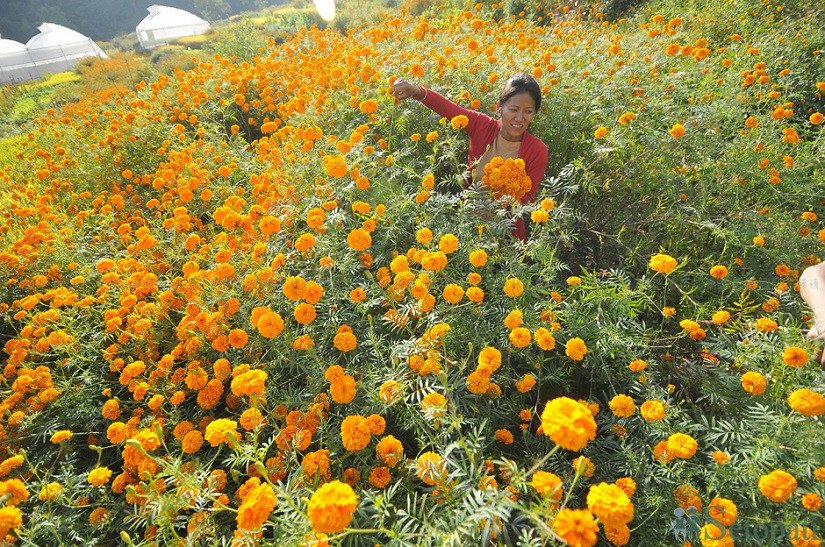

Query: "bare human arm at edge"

xmin=800 ymin=261 xmax=825 ymax=365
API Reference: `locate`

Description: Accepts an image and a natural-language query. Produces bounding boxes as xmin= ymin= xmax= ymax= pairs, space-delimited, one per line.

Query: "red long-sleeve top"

xmin=420 ymin=87 xmax=548 ymax=240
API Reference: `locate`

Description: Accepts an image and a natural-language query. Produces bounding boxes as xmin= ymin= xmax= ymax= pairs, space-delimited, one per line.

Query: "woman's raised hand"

xmin=392 ymin=78 xmax=424 ymax=101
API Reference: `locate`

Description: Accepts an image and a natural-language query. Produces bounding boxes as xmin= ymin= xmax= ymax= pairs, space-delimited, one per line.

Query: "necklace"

xmin=493 ymin=132 xmax=521 ymax=156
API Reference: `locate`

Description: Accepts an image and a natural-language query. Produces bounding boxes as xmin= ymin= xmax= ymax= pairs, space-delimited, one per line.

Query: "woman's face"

xmin=497 ymin=91 xmax=537 ymax=141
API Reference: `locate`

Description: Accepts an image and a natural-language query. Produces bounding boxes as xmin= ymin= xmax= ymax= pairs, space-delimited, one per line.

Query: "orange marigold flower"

xmin=540 ymin=397 xmax=597 ymax=452
xmin=594 ymin=126 xmax=608 ymax=139
xmin=416 ymin=451 xmax=446 ymax=486
xmin=0 ymin=506 xmax=23 ymax=537
xmin=758 ymin=470 xmax=797 ymax=502
xmin=667 ymin=433 xmax=698 ymax=459
xmin=204 ymin=419 xmax=238 ymax=448
xmin=712 ymin=450 xmax=730 ymax=465
xmin=649 ymin=253 xmax=678 ymax=274
xmin=788 ymin=526 xmax=821 ymax=547
xmin=50 ymin=430 xmax=73 ymax=444
xmin=87 ymin=467 xmax=113 ymax=487
xmin=640 ymin=400 xmax=665 ymax=421
xmin=708 ymin=497 xmax=738 ymax=527
xmin=531 ymin=470 xmax=563 ymax=500
xmin=709 ymin=265 xmax=728 ymax=279
xmin=801 ymin=492 xmax=823 ymax=511
xmin=553 ymin=508 xmax=598 ymax=547
xmin=787 ymin=388 xmax=825 ymax=416
xmin=741 ymin=371 xmax=766 ymax=395
xmin=347 ymin=228 xmax=372 ymax=251
xmin=237 ymin=482 xmax=277 ymax=531
xmin=341 ymin=415 xmax=371 ymax=451
xmin=782 ymin=346 xmax=809 ymax=367
xmin=587 ymin=482 xmax=634 ymax=527
xmin=333 ymin=327 xmax=357 ymax=352
xmin=565 ymin=337 xmax=588 ymax=361
xmin=307 ymin=480 xmax=358 ymax=534
xmin=609 ymin=394 xmax=636 ymax=418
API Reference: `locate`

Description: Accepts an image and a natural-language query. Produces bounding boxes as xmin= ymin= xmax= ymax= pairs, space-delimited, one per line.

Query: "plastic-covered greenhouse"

xmin=0 ymin=24 xmax=108 ymax=85
xmin=135 ymin=5 xmax=211 ymax=50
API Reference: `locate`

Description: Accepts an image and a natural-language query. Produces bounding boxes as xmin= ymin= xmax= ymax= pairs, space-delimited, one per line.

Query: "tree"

xmin=194 ymin=0 xmax=232 ymax=21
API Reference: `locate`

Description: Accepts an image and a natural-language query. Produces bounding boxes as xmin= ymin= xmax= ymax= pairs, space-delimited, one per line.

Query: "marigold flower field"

xmin=0 ymin=0 xmax=823 ymax=545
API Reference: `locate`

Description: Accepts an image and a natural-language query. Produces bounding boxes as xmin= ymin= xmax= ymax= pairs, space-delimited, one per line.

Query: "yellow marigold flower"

xmin=782 ymin=346 xmax=809 ymax=367
xmin=617 ymin=111 xmax=636 ymax=125
xmin=426 ymin=131 xmax=438 ymax=142
xmin=204 ymin=419 xmax=239 ymax=448
xmin=754 ymin=317 xmax=778 ymax=332
xmin=615 ymin=477 xmax=636 ymax=497
xmin=333 ymin=326 xmax=357 ymax=352
xmin=416 ymin=451 xmax=446 ymax=485
xmin=466 ymin=286 xmax=484 ymax=303
xmin=237 ymin=482 xmax=277 ymax=531
xmin=553 ymin=508 xmax=598 ymax=547
xmin=531 ymin=471 xmax=563 ymax=500
xmin=0 ymin=479 xmax=29 ymax=506
xmin=509 ymin=327 xmax=532 ymax=348
xmin=700 ymin=523 xmax=734 ymax=546
xmin=708 ymin=497 xmax=737 ymax=527
xmin=565 ymin=337 xmax=588 ymax=361
xmin=741 ymin=371 xmax=766 ymax=395
xmin=359 ymin=99 xmax=378 ymax=114
xmin=640 ymin=400 xmax=665 ymax=421
xmin=649 ymin=253 xmax=678 ymax=274
xmin=450 ymin=115 xmax=469 ymax=129
xmin=416 ymin=227 xmax=433 ymax=245
xmin=788 ymin=526 xmax=821 ymax=547
xmin=341 ymin=415 xmax=371 ymax=451
xmin=609 ymin=394 xmax=636 ymax=418
xmin=587 ymin=482 xmax=634 ymax=526
xmin=667 ymin=433 xmax=698 ymax=459
xmin=346 ymin=228 xmax=372 ymax=251
xmin=0 ymin=455 xmax=24 ymax=478
xmin=662 ymin=306 xmax=676 ymax=317
xmin=38 ymin=482 xmax=62 ymax=501
xmin=482 ymin=156 xmax=532 ymax=199
xmin=50 ymin=430 xmax=73 ymax=444
xmin=231 ymin=369 xmax=268 ymax=398
xmin=322 ymin=154 xmax=348 ymax=178
xmin=801 ymin=492 xmax=823 ymax=511
xmin=712 ymin=450 xmax=730 ymax=465
xmin=0 ymin=506 xmax=23 ymax=538
xmin=567 ymin=276 xmax=582 ymax=286
xmin=515 ymin=374 xmax=536 ymax=393
xmin=669 ymin=123 xmax=686 ymax=139
xmin=540 ymin=397 xmax=597 ymax=452
xmin=628 ymin=359 xmax=646 ymax=372
xmin=711 ymin=310 xmax=731 ymax=324
xmin=534 ymin=327 xmax=556 ymax=351
xmin=420 ymin=250 xmax=448 ymax=272
xmin=420 ymin=392 xmax=447 ymax=418
xmin=88 ymin=467 xmax=113 ymax=487
xmin=503 ymin=309 xmax=523 ymax=330
xmin=468 ymin=249 xmax=488 ymax=267
xmin=758 ymin=469 xmax=797 ymax=502
xmin=787 ymin=388 xmax=825 ymax=416
xmin=307 ymin=480 xmax=358 ymax=534
xmin=709 ymin=265 xmax=728 ymax=279
xmin=442 ymin=284 xmax=464 ymax=304
xmin=477 ymin=346 xmax=502 ymax=373
xmin=503 ymin=277 xmax=524 ymax=298
xmin=375 ymin=435 xmax=404 ymax=467
xmin=753 ymin=235 xmax=765 ymax=246
xmin=531 ymin=209 xmax=549 ymax=223
xmin=378 ymin=381 xmax=403 ymax=404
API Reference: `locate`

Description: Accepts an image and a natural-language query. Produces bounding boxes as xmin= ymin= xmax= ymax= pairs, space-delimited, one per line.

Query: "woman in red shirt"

xmin=391 ymin=73 xmax=548 ymax=240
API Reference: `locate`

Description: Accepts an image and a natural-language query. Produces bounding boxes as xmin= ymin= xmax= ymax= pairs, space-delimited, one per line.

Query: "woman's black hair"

xmin=498 ymin=73 xmax=542 ymax=111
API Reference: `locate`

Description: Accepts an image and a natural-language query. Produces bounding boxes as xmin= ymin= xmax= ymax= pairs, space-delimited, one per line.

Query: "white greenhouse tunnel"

xmin=135 ymin=5 xmax=211 ymax=50
xmin=0 ymin=24 xmax=107 ymax=85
